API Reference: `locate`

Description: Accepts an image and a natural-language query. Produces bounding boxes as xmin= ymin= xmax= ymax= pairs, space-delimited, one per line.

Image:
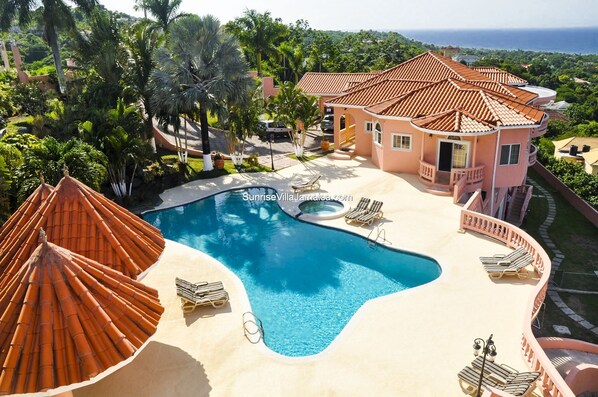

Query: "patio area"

xmin=73 ymin=155 xmax=540 ymax=397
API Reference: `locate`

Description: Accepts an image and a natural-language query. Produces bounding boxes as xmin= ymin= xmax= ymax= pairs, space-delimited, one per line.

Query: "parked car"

xmin=320 ymin=114 xmax=334 ymax=132
xmin=258 ymin=120 xmax=293 ymax=140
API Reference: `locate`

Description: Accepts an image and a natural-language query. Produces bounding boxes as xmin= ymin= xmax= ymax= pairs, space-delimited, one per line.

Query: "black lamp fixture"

xmin=472 ymin=334 xmax=497 ymax=397
xmin=268 ymin=134 xmax=275 ymax=171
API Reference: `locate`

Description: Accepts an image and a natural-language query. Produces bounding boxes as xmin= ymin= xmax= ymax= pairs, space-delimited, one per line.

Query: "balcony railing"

xmin=460 ymin=191 xmax=576 ymax=397
xmin=528 ymin=144 xmax=538 ymax=167
xmin=339 ymin=124 xmax=356 ymax=146
xmin=531 ymin=114 xmax=549 ymax=138
xmin=419 ymin=161 xmax=484 ymax=193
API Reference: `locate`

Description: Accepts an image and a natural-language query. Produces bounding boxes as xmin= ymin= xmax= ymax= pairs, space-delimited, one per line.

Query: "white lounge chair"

xmin=479 ymin=247 xmax=527 ymax=265
xmin=292 ymin=174 xmax=320 ymax=192
xmin=483 ymin=254 xmax=534 ymax=279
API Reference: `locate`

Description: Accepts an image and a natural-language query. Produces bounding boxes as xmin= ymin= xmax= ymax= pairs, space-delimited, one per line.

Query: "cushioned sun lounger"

xmin=344 ymin=197 xmax=371 ymax=221
xmin=458 ymin=364 xmax=539 ymax=397
xmin=177 ymin=287 xmax=229 ymax=312
xmin=292 ymin=174 xmax=320 ymax=192
xmin=472 ymin=356 xmax=541 ymax=385
xmin=457 ymin=365 xmax=499 ymax=395
xmin=175 ymin=277 xmax=224 ymax=295
xmin=351 ymin=200 xmax=384 ymax=226
xmin=479 ymin=247 xmax=527 ymax=265
xmin=483 ymin=254 xmax=534 ymax=279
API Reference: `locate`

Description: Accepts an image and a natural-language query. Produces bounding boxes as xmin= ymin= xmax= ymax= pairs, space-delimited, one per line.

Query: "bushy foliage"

xmin=15 ymin=137 xmax=107 ymax=201
xmin=11 ymin=82 xmax=51 ymax=116
xmin=545 ymin=159 xmax=598 ymax=208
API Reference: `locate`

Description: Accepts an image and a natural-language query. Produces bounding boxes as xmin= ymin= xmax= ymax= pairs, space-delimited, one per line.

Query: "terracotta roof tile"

xmin=0 ymin=235 xmax=163 ymax=394
xmin=365 ymin=79 xmax=544 ymax=128
xmin=350 ymin=51 xmax=491 ymax=90
xmin=412 ymin=109 xmax=497 ymax=133
xmin=465 ymin=80 xmax=538 ymax=104
xmin=0 ymin=180 xmax=53 ymax=244
xmin=0 ymin=175 xmax=165 ymax=284
xmin=472 ymin=66 xmax=528 ymax=85
xmin=297 ymin=72 xmax=377 ymax=96
xmin=326 ymin=79 xmax=432 ymax=107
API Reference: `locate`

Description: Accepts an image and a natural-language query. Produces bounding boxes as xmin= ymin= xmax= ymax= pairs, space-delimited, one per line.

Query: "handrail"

xmin=242 ymin=311 xmax=265 ymax=344
xmin=528 ymin=144 xmax=538 ymax=167
xmin=339 ymin=124 xmax=356 ymax=146
xmin=450 ymin=165 xmax=485 ymax=186
xmin=460 ymin=190 xmax=575 ymax=397
xmin=419 ymin=160 xmax=436 ymax=184
xmin=367 ymin=227 xmax=387 ymax=247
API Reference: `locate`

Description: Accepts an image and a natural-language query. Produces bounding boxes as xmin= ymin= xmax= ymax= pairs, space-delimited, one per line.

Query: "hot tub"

xmin=297 ymin=199 xmax=348 ymax=220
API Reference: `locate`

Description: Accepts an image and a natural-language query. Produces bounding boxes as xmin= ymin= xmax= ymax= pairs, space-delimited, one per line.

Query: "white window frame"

xmin=499 ymin=144 xmax=521 ymax=166
xmin=364 ymin=121 xmax=373 ymax=134
xmin=391 ymin=133 xmax=412 ymax=151
xmin=373 ymin=123 xmax=382 ymax=147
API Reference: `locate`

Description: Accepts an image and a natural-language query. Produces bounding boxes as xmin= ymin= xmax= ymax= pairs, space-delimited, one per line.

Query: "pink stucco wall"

xmin=494 ymin=128 xmax=530 ymax=188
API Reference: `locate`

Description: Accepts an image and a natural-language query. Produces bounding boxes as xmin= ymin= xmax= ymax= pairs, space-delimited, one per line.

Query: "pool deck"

xmin=74 ymin=156 xmax=539 ymax=397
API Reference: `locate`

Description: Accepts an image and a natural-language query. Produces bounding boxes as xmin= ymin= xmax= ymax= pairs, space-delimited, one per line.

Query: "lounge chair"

xmin=292 ymin=174 xmax=320 ymax=192
xmin=458 ymin=365 xmax=538 ymax=397
xmin=479 ymin=247 xmax=527 ymax=265
xmin=471 ymin=356 xmax=540 ymax=384
xmin=344 ymin=197 xmax=371 ymax=221
xmin=175 ymin=277 xmax=224 ymax=295
xmin=483 ymin=254 xmax=534 ymax=279
xmin=352 ymin=200 xmax=384 ymax=226
xmin=177 ymin=286 xmax=229 ymax=312
xmin=457 ymin=365 xmax=500 ymax=395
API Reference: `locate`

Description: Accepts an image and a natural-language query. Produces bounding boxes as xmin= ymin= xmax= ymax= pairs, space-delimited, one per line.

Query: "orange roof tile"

xmin=0 ymin=233 xmax=163 ymax=394
xmin=326 ymin=79 xmax=432 ymax=107
xmin=472 ymin=66 xmax=528 ymax=85
xmin=350 ymin=51 xmax=491 ymax=90
xmin=365 ymin=79 xmax=544 ymax=128
xmin=0 ymin=174 xmax=165 ymax=284
xmin=0 ymin=179 xmax=54 ymax=244
xmin=412 ymin=109 xmax=496 ymax=134
xmin=297 ymin=72 xmax=377 ymax=96
xmin=465 ymin=80 xmax=538 ymax=104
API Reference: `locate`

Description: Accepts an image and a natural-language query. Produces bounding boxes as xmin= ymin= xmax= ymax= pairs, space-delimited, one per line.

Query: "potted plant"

xmin=213 ymin=152 xmax=225 ymax=170
xmin=320 ymin=137 xmax=330 ymax=151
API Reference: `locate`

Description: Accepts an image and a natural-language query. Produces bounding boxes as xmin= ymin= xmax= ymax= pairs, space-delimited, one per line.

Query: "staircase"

xmin=506 ymin=185 xmax=533 ymax=226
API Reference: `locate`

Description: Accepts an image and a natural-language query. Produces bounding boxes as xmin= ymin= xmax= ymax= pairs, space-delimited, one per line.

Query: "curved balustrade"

xmin=419 ymin=161 xmax=436 ymax=184
xmin=461 ymin=190 xmax=576 ymax=397
xmin=450 ymin=165 xmax=485 ymax=186
xmin=528 ymin=144 xmax=538 ymax=167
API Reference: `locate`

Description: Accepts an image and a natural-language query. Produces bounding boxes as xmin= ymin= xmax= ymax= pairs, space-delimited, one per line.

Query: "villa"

xmin=298 ymin=51 xmax=556 ymax=225
xmin=1 ymin=52 xmax=597 ymax=397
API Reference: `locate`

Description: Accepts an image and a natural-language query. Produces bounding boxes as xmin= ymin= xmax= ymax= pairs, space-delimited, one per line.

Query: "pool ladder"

xmin=367 ymin=226 xmax=388 ymax=247
xmin=242 ymin=311 xmax=265 ymax=344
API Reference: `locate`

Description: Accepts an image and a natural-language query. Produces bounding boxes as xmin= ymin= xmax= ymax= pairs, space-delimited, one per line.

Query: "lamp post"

xmin=472 ymin=334 xmax=497 ymax=397
xmin=268 ymin=135 xmax=275 ymax=171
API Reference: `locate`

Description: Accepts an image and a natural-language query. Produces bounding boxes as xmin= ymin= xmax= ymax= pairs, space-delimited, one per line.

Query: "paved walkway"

xmin=528 ymin=179 xmax=598 ymax=336
xmin=75 ymin=156 xmax=540 ymax=397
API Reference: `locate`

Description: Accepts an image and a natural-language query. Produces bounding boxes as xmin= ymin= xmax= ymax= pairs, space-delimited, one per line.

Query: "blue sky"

xmin=99 ymin=0 xmax=598 ymax=31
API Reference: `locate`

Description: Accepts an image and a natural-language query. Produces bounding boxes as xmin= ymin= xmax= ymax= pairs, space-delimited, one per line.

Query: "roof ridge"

xmin=483 ymin=91 xmax=538 ymax=123
xmin=429 ymin=51 xmax=491 ymax=82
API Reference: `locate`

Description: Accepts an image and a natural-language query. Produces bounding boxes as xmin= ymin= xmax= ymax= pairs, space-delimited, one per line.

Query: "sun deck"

xmin=74 ymin=156 xmax=539 ymax=397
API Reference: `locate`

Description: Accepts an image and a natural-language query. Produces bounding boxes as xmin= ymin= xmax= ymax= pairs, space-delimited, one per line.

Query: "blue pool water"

xmin=144 ymin=187 xmax=441 ymax=357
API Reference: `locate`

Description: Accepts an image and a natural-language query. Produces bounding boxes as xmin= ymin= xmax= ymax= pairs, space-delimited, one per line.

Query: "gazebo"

xmin=0 ymin=230 xmax=164 ymax=395
xmin=0 ymin=173 xmax=165 ymax=285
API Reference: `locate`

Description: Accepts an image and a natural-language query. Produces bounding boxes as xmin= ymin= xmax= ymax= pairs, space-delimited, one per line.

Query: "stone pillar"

xmin=0 ymin=40 xmax=10 ymax=71
xmin=10 ymin=39 xmax=29 ymax=83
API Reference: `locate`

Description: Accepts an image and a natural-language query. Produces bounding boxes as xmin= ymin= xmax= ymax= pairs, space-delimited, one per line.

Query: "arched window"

xmin=373 ymin=122 xmax=382 ymax=146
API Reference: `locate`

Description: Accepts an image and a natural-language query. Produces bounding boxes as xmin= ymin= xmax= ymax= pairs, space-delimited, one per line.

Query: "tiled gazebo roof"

xmin=0 ymin=232 xmax=163 ymax=395
xmin=0 ymin=179 xmax=53 ymax=243
xmin=0 ymin=174 xmax=165 ymax=284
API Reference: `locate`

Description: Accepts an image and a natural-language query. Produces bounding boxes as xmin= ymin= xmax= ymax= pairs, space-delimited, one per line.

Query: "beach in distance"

xmin=400 ymin=27 xmax=598 ymax=54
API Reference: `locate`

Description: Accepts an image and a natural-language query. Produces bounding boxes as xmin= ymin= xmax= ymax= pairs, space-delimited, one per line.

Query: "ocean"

xmin=400 ymin=27 xmax=598 ymax=54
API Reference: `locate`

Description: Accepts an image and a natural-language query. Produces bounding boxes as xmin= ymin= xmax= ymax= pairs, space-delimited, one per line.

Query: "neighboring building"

xmin=298 ymin=51 xmax=557 ymax=221
xmin=440 ymin=46 xmax=460 ymax=58
xmin=297 ymin=72 xmax=377 ymax=113
xmin=553 ymin=137 xmax=598 ymax=175
xmin=452 ymin=54 xmax=479 ymax=65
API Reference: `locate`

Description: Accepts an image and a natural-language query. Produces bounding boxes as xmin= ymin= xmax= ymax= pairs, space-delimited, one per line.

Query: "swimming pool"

xmin=144 ymin=187 xmax=441 ymax=357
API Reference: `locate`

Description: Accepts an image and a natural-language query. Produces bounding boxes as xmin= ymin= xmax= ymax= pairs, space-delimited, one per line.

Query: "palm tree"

xmin=226 ymin=9 xmax=287 ymax=76
xmin=142 ymin=0 xmax=187 ymax=32
xmin=0 ymin=0 xmax=98 ymax=93
xmin=123 ymin=21 xmax=163 ymax=149
xmin=151 ymin=15 xmax=251 ymax=171
xmin=225 ymin=81 xmax=263 ymax=165
xmin=269 ymin=82 xmax=321 ymax=158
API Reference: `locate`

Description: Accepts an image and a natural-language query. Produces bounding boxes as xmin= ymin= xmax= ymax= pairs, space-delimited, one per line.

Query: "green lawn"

xmin=161 ymin=154 xmax=271 ymax=178
xmin=523 ymin=168 xmax=598 ymax=344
